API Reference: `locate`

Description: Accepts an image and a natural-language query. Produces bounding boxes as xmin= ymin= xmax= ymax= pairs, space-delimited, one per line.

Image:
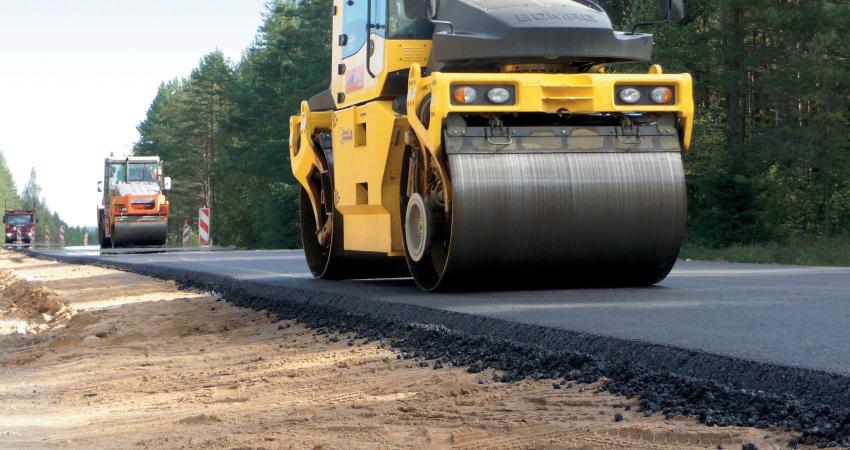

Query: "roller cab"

xmin=98 ymin=156 xmax=171 ymax=248
xmin=290 ymin=0 xmax=693 ymax=290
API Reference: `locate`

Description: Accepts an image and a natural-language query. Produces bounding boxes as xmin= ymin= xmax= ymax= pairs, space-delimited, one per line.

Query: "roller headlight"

xmin=487 ymin=87 xmax=511 ymax=104
xmin=451 ymin=84 xmax=515 ymax=105
xmin=619 ymin=88 xmax=641 ymax=104
xmin=650 ymin=87 xmax=674 ymax=104
xmin=453 ymin=86 xmax=477 ymax=104
xmin=616 ymin=85 xmax=676 ymax=105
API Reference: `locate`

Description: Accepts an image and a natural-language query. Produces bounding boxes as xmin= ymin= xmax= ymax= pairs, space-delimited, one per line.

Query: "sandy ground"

xmin=0 ymin=251 xmax=801 ymax=449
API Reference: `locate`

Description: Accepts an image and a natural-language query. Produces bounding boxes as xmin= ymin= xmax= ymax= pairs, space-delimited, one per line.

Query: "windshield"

xmin=6 ymin=214 xmax=33 ymax=226
xmin=128 ymin=163 xmax=159 ymax=182
xmin=110 ymin=162 xmax=159 ymax=183
xmin=387 ymin=0 xmax=433 ymax=39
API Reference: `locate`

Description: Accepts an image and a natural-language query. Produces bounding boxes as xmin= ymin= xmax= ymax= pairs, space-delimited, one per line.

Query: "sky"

xmin=0 ymin=0 xmax=269 ymax=226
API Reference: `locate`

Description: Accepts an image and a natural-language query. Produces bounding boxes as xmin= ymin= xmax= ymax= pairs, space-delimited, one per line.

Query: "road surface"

xmin=25 ymin=246 xmax=850 ymax=377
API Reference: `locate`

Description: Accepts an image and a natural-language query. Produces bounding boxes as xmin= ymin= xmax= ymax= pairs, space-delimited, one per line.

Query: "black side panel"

xmin=308 ymin=89 xmax=336 ymax=111
xmin=432 ymin=28 xmax=652 ymax=71
xmin=381 ymin=70 xmax=410 ymax=97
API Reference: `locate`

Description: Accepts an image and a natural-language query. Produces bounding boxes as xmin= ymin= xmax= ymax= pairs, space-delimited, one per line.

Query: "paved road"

xmin=27 ymin=247 xmax=850 ymax=375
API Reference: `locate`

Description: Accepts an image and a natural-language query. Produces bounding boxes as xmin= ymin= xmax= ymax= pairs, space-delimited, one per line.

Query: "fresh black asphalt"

xmin=32 ymin=247 xmax=850 ymax=375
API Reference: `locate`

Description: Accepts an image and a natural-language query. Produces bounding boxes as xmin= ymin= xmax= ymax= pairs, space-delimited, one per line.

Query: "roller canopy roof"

xmin=427 ymin=0 xmax=653 ymax=71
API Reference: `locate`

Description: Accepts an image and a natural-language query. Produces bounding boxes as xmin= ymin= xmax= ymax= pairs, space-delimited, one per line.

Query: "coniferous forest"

xmin=134 ymin=0 xmax=850 ymax=263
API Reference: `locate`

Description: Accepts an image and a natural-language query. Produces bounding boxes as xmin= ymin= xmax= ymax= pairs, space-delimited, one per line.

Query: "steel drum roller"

xmin=112 ymin=217 xmax=168 ymax=247
xmin=411 ymin=124 xmax=687 ymax=290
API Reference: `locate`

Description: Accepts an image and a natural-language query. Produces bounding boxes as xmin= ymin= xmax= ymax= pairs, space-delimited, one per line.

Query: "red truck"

xmin=4 ymin=209 xmax=36 ymax=244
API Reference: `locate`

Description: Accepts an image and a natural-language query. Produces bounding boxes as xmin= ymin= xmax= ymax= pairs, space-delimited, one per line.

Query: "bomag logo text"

xmin=515 ymin=12 xmax=598 ymax=23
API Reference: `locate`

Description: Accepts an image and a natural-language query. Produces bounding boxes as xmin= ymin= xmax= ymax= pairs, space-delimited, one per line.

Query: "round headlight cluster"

xmin=650 ymin=87 xmax=674 ymax=104
xmin=619 ymin=87 xmax=642 ymax=104
xmin=453 ymin=86 xmax=513 ymax=104
xmin=453 ymin=86 xmax=477 ymax=104
xmin=487 ymin=87 xmax=511 ymax=104
xmin=618 ymin=86 xmax=675 ymax=105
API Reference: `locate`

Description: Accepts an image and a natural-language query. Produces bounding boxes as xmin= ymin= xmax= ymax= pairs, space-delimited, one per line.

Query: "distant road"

xmin=26 ymin=246 xmax=850 ymax=376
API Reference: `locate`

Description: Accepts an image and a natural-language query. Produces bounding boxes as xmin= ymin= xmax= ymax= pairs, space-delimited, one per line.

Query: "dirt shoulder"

xmin=0 ymin=251 xmax=798 ymax=449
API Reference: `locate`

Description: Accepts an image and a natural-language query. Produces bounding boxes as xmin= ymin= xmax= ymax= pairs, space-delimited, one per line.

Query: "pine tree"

xmin=0 ymin=151 xmax=21 ymax=211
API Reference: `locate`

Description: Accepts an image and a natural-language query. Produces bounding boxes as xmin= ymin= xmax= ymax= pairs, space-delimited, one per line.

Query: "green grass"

xmin=680 ymin=236 xmax=850 ymax=267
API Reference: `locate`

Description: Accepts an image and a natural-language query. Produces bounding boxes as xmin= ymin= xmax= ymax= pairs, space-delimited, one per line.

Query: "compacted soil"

xmin=0 ymin=251 xmax=800 ymax=449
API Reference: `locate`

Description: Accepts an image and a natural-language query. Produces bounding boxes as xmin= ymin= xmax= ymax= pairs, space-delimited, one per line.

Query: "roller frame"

xmin=291 ymin=65 xmax=694 ymax=290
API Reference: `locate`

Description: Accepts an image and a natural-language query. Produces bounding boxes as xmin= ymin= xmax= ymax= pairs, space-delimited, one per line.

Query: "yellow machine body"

xmin=292 ymin=72 xmax=694 ymax=251
xmin=290 ymin=0 xmax=695 ymax=290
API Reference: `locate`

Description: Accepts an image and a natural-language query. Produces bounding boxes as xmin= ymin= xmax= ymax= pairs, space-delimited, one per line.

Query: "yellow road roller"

xmin=290 ymin=0 xmax=693 ymax=290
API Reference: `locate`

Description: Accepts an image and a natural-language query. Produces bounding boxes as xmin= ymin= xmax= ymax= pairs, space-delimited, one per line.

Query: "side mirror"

xmin=97 ymin=181 xmax=103 ymax=193
xmin=658 ymin=0 xmax=685 ymax=20
xmin=403 ymin=0 xmax=428 ymax=19
xmin=163 ymin=177 xmax=172 ymax=191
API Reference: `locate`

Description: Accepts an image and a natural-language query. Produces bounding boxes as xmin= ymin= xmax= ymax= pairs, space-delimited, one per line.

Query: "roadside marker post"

xmin=182 ymin=221 xmax=191 ymax=247
xmin=59 ymin=225 xmax=65 ymax=247
xmin=198 ymin=208 xmax=210 ymax=246
xmin=83 ymin=232 xmax=88 ymax=247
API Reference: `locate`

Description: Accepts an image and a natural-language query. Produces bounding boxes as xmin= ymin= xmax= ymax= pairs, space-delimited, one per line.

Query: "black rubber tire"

xmin=300 ymin=186 xmax=345 ymax=279
xmin=399 ymin=146 xmax=450 ymax=291
xmin=300 ymin=186 xmax=408 ymax=280
xmin=98 ymin=213 xmax=112 ymax=249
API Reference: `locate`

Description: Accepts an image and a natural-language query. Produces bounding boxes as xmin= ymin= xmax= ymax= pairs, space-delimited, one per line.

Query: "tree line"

xmin=136 ymin=0 xmax=850 ymax=249
xmin=134 ymin=0 xmax=329 ymax=247
xmin=0 ymin=152 xmax=92 ymax=246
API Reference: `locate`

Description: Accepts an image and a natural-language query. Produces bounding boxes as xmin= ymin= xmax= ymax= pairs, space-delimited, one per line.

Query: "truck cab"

xmin=4 ymin=210 xmax=36 ymax=244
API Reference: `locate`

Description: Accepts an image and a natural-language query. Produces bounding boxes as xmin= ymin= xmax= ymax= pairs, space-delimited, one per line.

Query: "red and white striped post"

xmin=59 ymin=225 xmax=65 ymax=247
xmin=44 ymin=226 xmax=51 ymax=244
xmin=83 ymin=232 xmax=88 ymax=247
xmin=198 ymin=208 xmax=210 ymax=246
xmin=182 ymin=221 xmax=191 ymax=247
